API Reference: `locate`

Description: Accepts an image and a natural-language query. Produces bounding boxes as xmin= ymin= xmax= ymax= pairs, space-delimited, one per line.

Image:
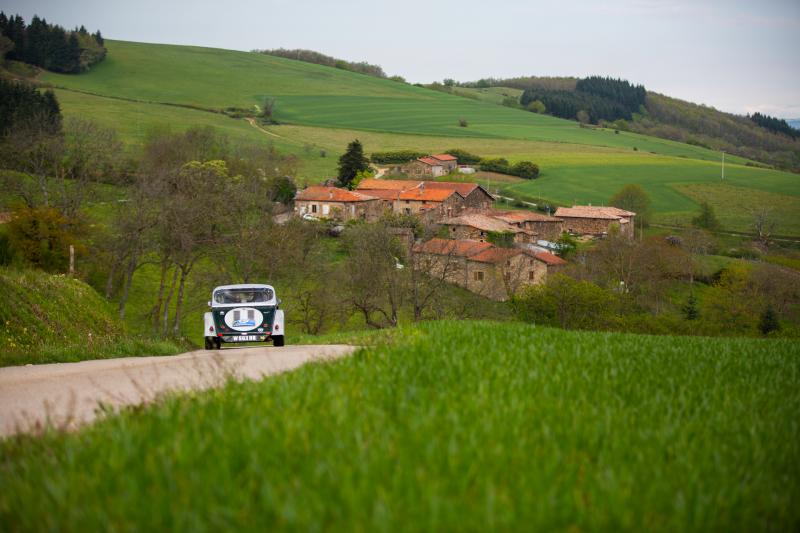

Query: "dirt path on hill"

xmin=245 ymin=117 xmax=287 ymax=139
xmin=0 ymin=344 xmax=356 ymax=437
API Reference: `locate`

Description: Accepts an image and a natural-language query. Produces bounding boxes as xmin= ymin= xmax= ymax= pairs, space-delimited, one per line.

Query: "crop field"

xmin=39 ymin=40 xmax=800 ymax=234
xmin=1 ymin=320 xmax=798 ymax=530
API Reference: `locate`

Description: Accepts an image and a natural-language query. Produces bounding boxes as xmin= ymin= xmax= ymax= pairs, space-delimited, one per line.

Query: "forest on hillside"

xmin=0 ymin=12 xmax=106 ymax=74
xmin=452 ymin=75 xmax=800 ymax=172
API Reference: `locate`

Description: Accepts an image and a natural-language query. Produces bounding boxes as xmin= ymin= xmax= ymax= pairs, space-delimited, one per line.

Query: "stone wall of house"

xmin=559 ymin=216 xmax=618 ymax=236
xmin=295 ymin=199 xmax=384 ymax=222
xmin=527 ymin=220 xmax=564 ymax=241
xmin=463 ymin=189 xmax=494 ymax=211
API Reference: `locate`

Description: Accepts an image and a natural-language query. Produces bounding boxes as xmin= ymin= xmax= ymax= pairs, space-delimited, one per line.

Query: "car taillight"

xmin=209 ymin=326 xmax=214 ymax=332
xmin=217 ymin=333 xmax=223 ymax=337
xmin=275 ymin=324 xmax=279 ymax=331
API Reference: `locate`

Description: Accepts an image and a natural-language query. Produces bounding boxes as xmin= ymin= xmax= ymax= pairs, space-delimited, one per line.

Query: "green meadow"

xmin=38 ymin=39 xmax=800 ymax=234
xmin=2 ymin=321 xmax=798 ymax=530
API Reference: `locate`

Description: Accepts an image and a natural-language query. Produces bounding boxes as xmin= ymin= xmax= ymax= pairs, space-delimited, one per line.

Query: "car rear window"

xmin=214 ymin=288 xmax=274 ymax=304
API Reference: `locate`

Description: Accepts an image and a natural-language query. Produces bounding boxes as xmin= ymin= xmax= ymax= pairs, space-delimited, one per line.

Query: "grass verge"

xmin=1 ymin=320 xmax=797 ymax=530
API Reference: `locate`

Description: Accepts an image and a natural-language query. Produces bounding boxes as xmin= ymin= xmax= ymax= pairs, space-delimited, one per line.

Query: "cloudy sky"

xmin=4 ymin=0 xmax=799 ymax=117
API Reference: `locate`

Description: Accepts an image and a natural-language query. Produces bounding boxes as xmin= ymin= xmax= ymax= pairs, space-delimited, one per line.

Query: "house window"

xmin=451 ymin=227 xmax=456 ymax=232
xmin=322 ymin=204 xmax=330 ymax=215
xmin=311 ymin=204 xmax=318 ymax=213
xmin=404 ymin=208 xmax=411 ymax=214
xmin=529 ymin=271 xmax=535 ymax=280
xmin=473 ymin=271 xmax=484 ymax=282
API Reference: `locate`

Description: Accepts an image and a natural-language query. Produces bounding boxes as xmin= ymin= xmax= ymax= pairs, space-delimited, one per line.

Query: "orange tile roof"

xmin=488 ymin=209 xmax=562 ymax=223
xmin=295 ymin=186 xmax=378 ymax=202
xmin=414 ymin=238 xmax=569 ymax=267
xmin=469 ymin=247 xmax=523 ymax=264
xmin=398 ymin=188 xmax=457 ymax=202
xmin=555 ymin=206 xmax=636 ymax=219
xmin=356 ymin=178 xmax=419 ymax=191
xmin=532 ymin=251 xmax=567 ymax=266
xmin=431 ymin=153 xmax=457 ymax=161
xmin=413 ymin=238 xmax=493 ymax=257
xmin=355 ymin=188 xmax=400 ymax=201
xmin=425 ymin=181 xmax=482 ymax=197
xmin=418 ymin=156 xmax=443 ymax=166
xmin=442 ymin=213 xmax=521 ymax=233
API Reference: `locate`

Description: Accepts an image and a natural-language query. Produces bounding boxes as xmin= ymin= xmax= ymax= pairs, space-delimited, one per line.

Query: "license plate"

xmin=230 ymin=335 xmax=259 ymax=342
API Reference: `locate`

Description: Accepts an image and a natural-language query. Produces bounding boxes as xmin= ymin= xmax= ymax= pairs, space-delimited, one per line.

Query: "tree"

xmin=682 ymin=293 xmax=699 ymax=320
xmin=6 ymin=205 xmax=86 ymax=272
xmin=512 ymin=274 xmax=619 ymax=330
xmin=510 ymin=161 xmax=540 ymax=179
xmin=339 ymin=223 xmax=406 ymax=328
xmin=692 ymin=201 xmax=721 ymax=231
xmin=759 ymin=304 xmax=780 ymax=335
xmin=336 ymin=139 xmax=369 ymax=189
xmin=576 ymin=110 xmax=590 ymax=124
xmin=526 ymin=100 xmax=545 ymax=114
xmin=751 ymin=208 xmax=776 ymax=244
xmin=609 ymin=184 xmax=652 ymax=226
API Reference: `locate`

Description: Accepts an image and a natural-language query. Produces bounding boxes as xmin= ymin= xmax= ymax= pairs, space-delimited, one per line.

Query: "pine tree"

xmin=682 ymin=293 xmax=699 ymax=321
xmin=337 ymin=139 xmax=369 ymax=189
xmin=692 ymin=201 xmax=721 ymax=231
xmin=759 ymin=305 xmax=780 ymax=335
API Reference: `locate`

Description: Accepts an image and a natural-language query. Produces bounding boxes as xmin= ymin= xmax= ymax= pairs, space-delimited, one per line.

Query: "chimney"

xmin=329 ymin=189 xmax=333 ymax=199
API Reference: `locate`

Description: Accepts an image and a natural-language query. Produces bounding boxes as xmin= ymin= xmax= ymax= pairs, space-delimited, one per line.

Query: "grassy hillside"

xmin=0 ymin=268 xmax=183 ymax=366
xmin=37 ymin=40 xmax=800 ymax=234
xmin=2 ymin=321 xmax=798 ymax=530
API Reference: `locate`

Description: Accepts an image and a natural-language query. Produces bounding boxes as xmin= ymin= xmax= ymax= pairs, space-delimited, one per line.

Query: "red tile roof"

xmin=532 ymin=251 xmax=567 ymax=266
xmin=355 ymin=188 xmax=400 ymax=201
xmin=488 ymin=209 xmax=562 ymax=223
xmin=414 ymin=238 xmax=568 ymax=267
xmin=442 ymin=213 xmax=522 ymax=233
xmin=418 ymin=156 xmax=443 ymax=166
xmin=431 ymin=153 xmax=457 ymax=162
xmin=469 ymin=247 xmax=523 ymax=264
xmin=356 ymin=178 xmax=418 ymax=191
xmin=295 ymin=186 xmax=378 ymax=202
xmin=425 ymin=181 xmax=482 ymax=197
xmin=398 ymin=188 xmax=457 ymax=202
xmin=555 ymin=206 xmax=636 ymax=220
xmin=413 ymin=238 xmax=493 ymax=257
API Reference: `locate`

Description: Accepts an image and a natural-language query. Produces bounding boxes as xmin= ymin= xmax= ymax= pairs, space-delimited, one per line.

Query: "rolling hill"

xmin=38 ymin=40 xmax=800 ymax=234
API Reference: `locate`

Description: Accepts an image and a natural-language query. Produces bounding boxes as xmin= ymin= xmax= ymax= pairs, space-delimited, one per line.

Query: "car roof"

xmin=213 ymin=284 xmax=275 ymax=291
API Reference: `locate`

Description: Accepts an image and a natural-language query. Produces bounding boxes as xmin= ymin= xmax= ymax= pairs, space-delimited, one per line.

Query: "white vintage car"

xmin=203 ymin=284 xmax=285 ymax=349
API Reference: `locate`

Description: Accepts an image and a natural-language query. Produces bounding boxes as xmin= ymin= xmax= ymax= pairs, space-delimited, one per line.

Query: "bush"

xmin=370 ymin=150 xmax=427 ymax=164
xmin=444 ymin=149 xmax=481 ymax=165
xmin=479 ymin=157 xmax=510 ymax=174
xmin=486 ymin=231 xmax=515 ymax=248
xmin=458 ymin=118 xmax=468 ymax=127
xmin=511 ymin=161 xmax=540 ymax=179
xmin=512 ymin=274 xmax=621 ymax=330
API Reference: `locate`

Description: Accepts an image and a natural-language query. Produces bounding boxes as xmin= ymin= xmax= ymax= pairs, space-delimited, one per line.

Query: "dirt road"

xmin=0 ymin=345 xmax=356 ymax=438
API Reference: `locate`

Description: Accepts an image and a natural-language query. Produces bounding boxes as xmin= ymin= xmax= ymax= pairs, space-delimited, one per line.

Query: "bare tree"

xmin=751 ymin=208 xmax=777 ymax=244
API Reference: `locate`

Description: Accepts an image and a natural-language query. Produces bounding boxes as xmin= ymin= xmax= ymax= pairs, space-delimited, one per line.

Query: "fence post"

xmin=69 ymin=245 xmax=75 ymax=276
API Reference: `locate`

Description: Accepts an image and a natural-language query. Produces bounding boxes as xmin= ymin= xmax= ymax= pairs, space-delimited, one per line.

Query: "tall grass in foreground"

xmin=1 ymin=321 xmax=799 ymax=531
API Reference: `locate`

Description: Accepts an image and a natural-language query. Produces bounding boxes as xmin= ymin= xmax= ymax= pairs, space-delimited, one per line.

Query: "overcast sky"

xmin=4 ymin=0 xmax=799 ymax=117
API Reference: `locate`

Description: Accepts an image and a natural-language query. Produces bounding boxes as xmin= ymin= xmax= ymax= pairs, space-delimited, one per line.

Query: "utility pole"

xmin=721 ymin=151 xmax=725 ymax=180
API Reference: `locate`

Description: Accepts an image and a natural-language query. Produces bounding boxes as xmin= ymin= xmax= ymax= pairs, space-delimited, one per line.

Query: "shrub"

xmin=486 ymin=231 xmax=515 ymax=248
xmin=479 ymin=157 xmax=510 ymax=174
xmin=458 ymin=118 xmax=468 ymax=127
xmin=370 ymin=150 xmax=427 ymax=164
xmin=511 ymin=161 xmax=540 ymax=179
xmin=444 ymin=149 xmax=481 ymax=165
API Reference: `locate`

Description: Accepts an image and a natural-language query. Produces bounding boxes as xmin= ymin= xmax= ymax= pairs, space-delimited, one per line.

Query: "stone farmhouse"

xmin=488 ymin=210 xmax=565 ymax=241
xmin=554 ymin=206 xmax=636 ymax=239
xmin=413 ymin=238 xmax=567 ymax=301
xmin=294 ymin=186 xmax=383 ymax=222
xmin=356 ymin=179 xmax=493 ymax=221
xmin=389 ymin=153 xmax=459 ymax=177
xmin=441 ymin=213 xmax=536 ymax=244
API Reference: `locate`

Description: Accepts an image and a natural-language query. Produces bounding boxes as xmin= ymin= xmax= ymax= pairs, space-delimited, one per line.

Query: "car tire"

xmin=204 ymin=337 xmax=213 ymax=350
xmin=214 ymin=338 xmax=222 ymax=350
xmin=273 ymin=335 xmax=284 ymax=347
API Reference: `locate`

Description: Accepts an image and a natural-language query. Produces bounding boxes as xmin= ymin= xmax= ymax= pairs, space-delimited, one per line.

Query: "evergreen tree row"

xmin=0 ymin=12 xmax=106 ymax=73
xmin=520 ymin=76 xmax=647 ymax=125
xmin=0 ymin=78 xmax=62 ymax=135
xmin=749 ymin=112 xmax=798 ymax=139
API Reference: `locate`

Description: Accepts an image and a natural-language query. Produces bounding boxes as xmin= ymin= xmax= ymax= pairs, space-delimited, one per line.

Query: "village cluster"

xmin=294 ymin=153 xmax=636 ymax=300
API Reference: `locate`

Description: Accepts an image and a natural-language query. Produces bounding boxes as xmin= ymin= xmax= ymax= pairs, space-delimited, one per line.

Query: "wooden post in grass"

xmin=69 ymin=245 xmax=75 ymax=276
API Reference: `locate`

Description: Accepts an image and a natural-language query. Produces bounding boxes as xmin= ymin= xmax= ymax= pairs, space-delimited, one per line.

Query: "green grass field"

xmin=36 ymin=39 xmax=800 ymax=235
xmin=1 ymin=321 xmax=798 ymax=530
